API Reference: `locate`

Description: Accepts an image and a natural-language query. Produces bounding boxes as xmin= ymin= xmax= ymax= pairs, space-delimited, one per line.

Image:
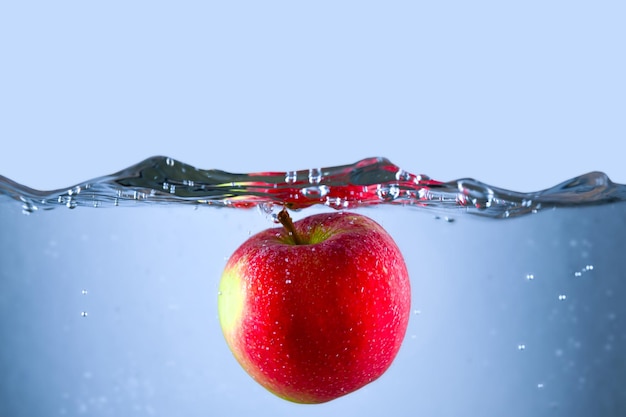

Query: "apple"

xmin=218 ymin=209 xmax=411 ymax=404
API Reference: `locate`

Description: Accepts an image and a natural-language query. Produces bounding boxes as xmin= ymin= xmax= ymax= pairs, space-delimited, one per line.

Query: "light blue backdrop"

xmin=1 ymin=2 xmax=625 ymax=417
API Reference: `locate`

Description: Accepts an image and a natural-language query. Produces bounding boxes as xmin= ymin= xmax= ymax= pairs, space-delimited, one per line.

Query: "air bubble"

xmin=301 ymin=185 xmax=329 ymax=199
xmin=81 ymin=289 xmax=88 ymax=295
xmin=376 ymin=184 xmax=400 ymax=201
xmin=395 ymin=169 xmax=411 ymax=181
xmin=257 ymin=202 xmax=279 ymax=219
xmin=537 ymin=383 xmax=544 ymax=389
xmin=21 ymin=202 xmax=37 ymax=215
xmin=574 ymin=264 xmax=594 ymax=277
xmin=525 ymin=274 xmax=535 ymax=281
xmin=66 ymin=197 xmax=77 ymax=209
xmin=308 ymin=168 xmax=322 ymax=184
xmin=517 ymin=344 xmax=526 ymax=350
xmin=285 ymin=171 xmax=297 ymax=184
xmin=67 ymin=186 xmax=81 ymax=196
xmin=558 ymin=294 xmax=567 ymax=301
xmin=81 ymin=311 xmax=88 ymax=317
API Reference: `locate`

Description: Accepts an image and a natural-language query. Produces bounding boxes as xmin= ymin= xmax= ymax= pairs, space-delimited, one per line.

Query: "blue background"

xmin=1 ymin=2 xmax=625 ymax=417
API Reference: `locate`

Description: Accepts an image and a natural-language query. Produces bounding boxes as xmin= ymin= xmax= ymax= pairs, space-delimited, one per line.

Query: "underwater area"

xmin=1 ymin=159 xmax=625 ymax=416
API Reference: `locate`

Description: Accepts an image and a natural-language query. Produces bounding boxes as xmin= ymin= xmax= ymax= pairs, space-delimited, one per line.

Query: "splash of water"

xmin=0 ymin=157 xmax=624 ymax=218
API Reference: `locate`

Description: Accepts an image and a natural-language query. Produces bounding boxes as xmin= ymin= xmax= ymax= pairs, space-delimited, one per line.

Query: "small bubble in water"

xmin=525 ymin=274 xmax=535 ymax=281
xmin=395 ymin=169 xmax=411 ymax=181
xmin=285 ymin=171 xmax=297 ymax=184
xmin=558 ymin=294 xmax=567 ymax=301
xmin=301 ymin=185 xmax=329 ymax=199
xmin=308 ymin=168 xmax=322 ymax=184
xmin=537 ymin=383 xmax=545 ymax=389
xmin=376 ymin=184 xmax=400 ymax=201
xmin=67 ymin=186 xmax=81 ymax=196
xmin=81 ymin=289 xmax=88 ymax=295
xmin=81 ymin=311 xmax=88 ymax=317
xmin=517 ymin=344 xmax=526 ymax=350
xmin=21 ymin=201 xmax=37 ymax=215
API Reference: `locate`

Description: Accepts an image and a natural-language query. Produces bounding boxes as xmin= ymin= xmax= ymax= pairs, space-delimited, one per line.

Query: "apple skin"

xmin=218 ymin=211 xmax=411 ymax=404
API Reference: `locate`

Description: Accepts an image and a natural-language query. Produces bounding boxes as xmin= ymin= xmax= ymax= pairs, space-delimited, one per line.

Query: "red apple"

xmin=218 ymin=210 xmax=411 ymax=404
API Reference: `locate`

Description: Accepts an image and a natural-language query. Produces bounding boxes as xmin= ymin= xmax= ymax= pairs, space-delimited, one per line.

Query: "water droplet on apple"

xmin=285 ymin=279 xmax=292 ymax=284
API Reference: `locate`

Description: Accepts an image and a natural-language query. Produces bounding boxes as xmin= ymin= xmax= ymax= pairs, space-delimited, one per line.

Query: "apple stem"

xmin=277 ymin=208 xmax=303 ymax=245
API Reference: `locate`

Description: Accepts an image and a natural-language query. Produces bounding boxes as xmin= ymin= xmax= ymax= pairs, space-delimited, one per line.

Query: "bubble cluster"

xmin=301 ymin=185 xmax=330 ymax=199
xmin=573 ymin=264 xmax=594 ymax=277
xmin=376 ymin=184 xmax=400 ymax=202
xmin=308 ymin=168 xmax=322 ymax=184
xmin=285 ymin=171 xmax=297 ymax=184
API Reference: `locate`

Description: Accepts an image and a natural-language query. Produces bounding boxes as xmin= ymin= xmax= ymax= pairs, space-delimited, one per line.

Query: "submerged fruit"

xmin=218 ymin=210 xmax=411 ymax=403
